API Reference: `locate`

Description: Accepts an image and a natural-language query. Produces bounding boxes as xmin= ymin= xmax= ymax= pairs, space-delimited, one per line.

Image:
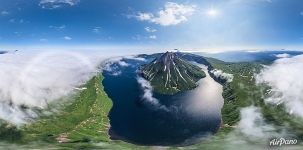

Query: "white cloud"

xmin=135 ymin=2 xmax=196 ymax=26
xmin=256 ymin=55 xmax=303 ymax=118
xmin=149 ymin=35 xmax=157 ymax=39
xmin=92 ymin=27 xmax=101 ymax=33
xmin=136 ymin=77 xmax=168 ymax=111
xmin=49 ymin=25 xmax=66 ymax=30
xmin=274 ymin=53 xmax=290 ymax=58
xmin=39 ymin=0 xmax=79 ymax=9
xmin=63 ymin=36 xmax=72 ymax=40
xmin=144 ymin=27 xmax=157 ymax=33
xmin=117 ymin=60 xmax=129 ymax=67
xmin=136 ymin=12 xmax=153 ymax=20
xmin=102 ymin=56 xmax=147 ymax=76
xmin=1 ymin=11 xmax=9 ymax=16
xmin=0 ymin=51 xmax=107 ymax=124
xmin=237 ymin=106 xmax=276 ymax=139
xmin=210 ymin=69 xmax=234 ymax=82
xmin=124 ymin=56 xmax=147 ymax=62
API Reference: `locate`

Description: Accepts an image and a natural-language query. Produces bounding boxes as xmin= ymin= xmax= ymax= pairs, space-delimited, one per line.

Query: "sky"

xmin=1 ymin=0 xmax=303 ymax=52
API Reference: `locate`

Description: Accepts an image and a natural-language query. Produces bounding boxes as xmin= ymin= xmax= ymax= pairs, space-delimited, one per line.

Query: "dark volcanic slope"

xmin=141 ymin=52 xmax=206 ymax=95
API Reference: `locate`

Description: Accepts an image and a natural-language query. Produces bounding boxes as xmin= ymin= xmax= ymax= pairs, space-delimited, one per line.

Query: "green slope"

xmin=206 ymin=58 xmax=303 ymax=139
xmin=21 ymin=75 xmax=113 ymax=143
xmin=1 ymin=56 xmax=303 ymax=149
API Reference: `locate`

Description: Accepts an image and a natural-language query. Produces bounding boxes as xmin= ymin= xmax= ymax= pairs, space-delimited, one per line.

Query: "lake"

xmin=102 ymin=57 xmax=223 ymax=146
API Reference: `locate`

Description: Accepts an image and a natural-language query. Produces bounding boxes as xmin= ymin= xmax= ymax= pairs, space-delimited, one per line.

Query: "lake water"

xmin=102 ymin=58 xmax=224 ymax=146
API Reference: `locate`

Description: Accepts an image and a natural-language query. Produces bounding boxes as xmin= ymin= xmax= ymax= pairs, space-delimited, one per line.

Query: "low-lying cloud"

xmin=0 ymin=51 xmax=108 ymax=124
xmin=237 ymin=106 xmax=276 ymax=139
xmin=256 ymin=55 xmax=303 ymax=118
xmin=136 ymin=77 xmax=168 ymax=111
xmin=210 ymin=69 xmax=233 ymax=82
xmin=274 ymin=53 xmax=290 ymax=58
xmin=136 ymin=77 xmax=160 ymax=106
xmin=103 ymin=56 xmax=146 ymax=76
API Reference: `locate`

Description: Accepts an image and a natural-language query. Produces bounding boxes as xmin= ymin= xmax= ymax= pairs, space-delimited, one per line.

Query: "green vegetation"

xmin=206 ymin=58 xmax=263 ymax=126
xmin=20 ymin=75 xmax=113 ymax=143
xmin=206 ymin=58 xmax=303 ymax=139
xmin=141 ymin=52 xmax=206 ymax=95
xmin=1 ymin=55 xmax=303 ymax=149
xmin=0 ymin=74 xmax=145 ymax=149
xmin=0 ymin=121 xmax=22 ymax=142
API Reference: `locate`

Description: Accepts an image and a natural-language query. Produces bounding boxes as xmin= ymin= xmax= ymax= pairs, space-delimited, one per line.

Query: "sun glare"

xmin=206 ymin=8 xmax=219 ymax=17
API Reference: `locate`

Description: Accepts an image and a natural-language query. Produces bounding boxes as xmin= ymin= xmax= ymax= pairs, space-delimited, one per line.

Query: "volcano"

xmin=140 ymin=52 xmax=206 ymax=95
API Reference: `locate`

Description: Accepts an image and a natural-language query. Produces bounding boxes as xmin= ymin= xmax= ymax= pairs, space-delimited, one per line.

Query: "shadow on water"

xmin=102 ymin=58 xmax=223 ymax=146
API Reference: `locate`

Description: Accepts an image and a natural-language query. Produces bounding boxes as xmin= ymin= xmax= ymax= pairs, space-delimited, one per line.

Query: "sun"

xmin=206 ymin=8 xmax=219 ymax=17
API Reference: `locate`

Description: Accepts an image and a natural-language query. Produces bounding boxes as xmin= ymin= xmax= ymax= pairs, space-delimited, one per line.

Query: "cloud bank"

xmin=135 ymin=2 xmax=196 ymax=26
xmin=256 ymin=55 xmax=303 ymax=118
xmin=0 ymin=51 xmax=106 ymax=124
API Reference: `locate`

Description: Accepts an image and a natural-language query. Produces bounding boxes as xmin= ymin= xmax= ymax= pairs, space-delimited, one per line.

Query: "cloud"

xmin=149 ymin=35 xmax=157 ymax=39
xmin=49 ymin=25 xmax=66 ymax=30
xmin=39 ymin=0 xmax=79 ymax=9
xmin=210 ymin=69 xmax=234 ymax=82
xmin=1 ymin=11 xmax=9 ymax=16
xmin=274 ymin=53 xmax=290 ymax=58
xmin=256 ymin=55 xmax=303 ymax=118
xmin=135 ymin=2 xmax=196 ymax=26
xmin=92 ymin=27 xmax=101 ymax=33
xmin=144 ymin=27 xmax=157 ymax=33
xmin=136 ymin=77 xmax=169 ymax=112
xmin=136 ymin=12 xmax=153 ymax=20
xmin=124 ymin=56 xmax=147 ymax=62
xmin=300 ymin=12 xmax=303 ymax=16
xmin=214 ymin=106 xmax=285 ymax=147
xmin=0 ymin=51 xmax=107 ymax=125
xmin=8 ymin=19 xmax=26 ymax=24
xmin=102 ymin=56 xmax=164 ymax=108
xmin=0 ymin=103 xmax=37 ymax=125
xmin=63 ymin=36 xmax=72 ymax=40
xmin=237 ymin=106 xmax=276 ymax=139
xmin=102 ymin=56 xmax=147 ymax=76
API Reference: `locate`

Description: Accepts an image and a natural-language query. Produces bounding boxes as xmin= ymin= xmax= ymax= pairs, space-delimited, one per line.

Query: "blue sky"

xmin=1 ymin=0 xmax=303 ymax=52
